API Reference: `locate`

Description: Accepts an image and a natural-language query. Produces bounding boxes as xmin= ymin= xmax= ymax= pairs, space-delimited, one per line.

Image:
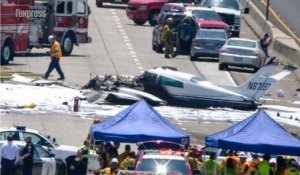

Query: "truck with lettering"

xmin=1 ymin=0 xmax=91 ymax=65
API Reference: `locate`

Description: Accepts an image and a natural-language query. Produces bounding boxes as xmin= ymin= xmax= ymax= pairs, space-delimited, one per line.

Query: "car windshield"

xmin=197 ymin=30 xmax=226 ymax=39
xmin=138 ymin=158 xmax=189 ymax=175
xmin=192 ymin=10 xmax=219 ymax=20
xmin=227 ymin=40 xmax=256 ymax=48
xmin=203 ymin=0 xmax=239 ymax=10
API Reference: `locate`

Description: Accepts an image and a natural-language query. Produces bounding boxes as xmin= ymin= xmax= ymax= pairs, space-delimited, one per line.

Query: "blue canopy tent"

xmin=91 ymin=100 xmax=189 ymax=145
xmin=205 ymin=109 xmax=300 ymax=156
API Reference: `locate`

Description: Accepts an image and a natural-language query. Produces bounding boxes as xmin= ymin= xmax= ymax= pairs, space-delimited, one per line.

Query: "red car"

xmin=186 ymin=6 xmax=229 ymax=30
xmin=126 ymin=0 xmax=192 ymax=26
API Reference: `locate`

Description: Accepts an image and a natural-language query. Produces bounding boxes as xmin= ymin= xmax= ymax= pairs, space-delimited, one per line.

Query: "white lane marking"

xmin=225 ymin=71 xmax=237 ymax=86
xmin=111 ymin=10 xmax=144 ymax=72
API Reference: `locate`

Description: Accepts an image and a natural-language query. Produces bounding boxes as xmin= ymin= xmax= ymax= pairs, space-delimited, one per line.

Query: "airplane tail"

xmin=230 ymin=57 xmax=297 ymax=101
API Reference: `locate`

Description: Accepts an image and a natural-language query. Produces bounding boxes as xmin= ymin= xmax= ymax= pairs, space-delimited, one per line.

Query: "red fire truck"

xmin=1 ymin=0 xmax=91 ymax=65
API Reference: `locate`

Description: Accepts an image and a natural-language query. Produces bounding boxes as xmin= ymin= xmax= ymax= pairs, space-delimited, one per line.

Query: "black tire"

xmin=1 ymin=40 xmax=13 ymax=65
xmin=253 ymin=67 xmax=259 ymax=72
xmin=61 ymin=34 xmax=74 ymax=56
xmin=219 ymin=63 xmax=227 ymax=70
xmin=190 ymin=55 xmax=196 ymax=61
xmin=148 ymin=10 xmax=159 ymax=26
xmin=133 ymin=20 xmax=147 ymax=25
xmin=96 ymin=0 xmax=103 ymax=7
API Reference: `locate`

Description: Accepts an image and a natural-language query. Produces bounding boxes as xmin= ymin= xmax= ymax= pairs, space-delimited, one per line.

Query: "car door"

xmin=35 ymin=145 xmax=57 ymax=175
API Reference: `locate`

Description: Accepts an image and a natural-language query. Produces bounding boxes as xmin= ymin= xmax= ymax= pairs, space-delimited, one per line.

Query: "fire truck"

xmin=1 ymin=0 xmax=91 ymax=65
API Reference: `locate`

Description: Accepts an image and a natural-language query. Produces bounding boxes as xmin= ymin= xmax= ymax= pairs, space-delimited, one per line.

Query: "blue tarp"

xmin=91 ymin=100 xmax=189 ymax=145
xmin=205 ymin=109 xmax=300 ymax=156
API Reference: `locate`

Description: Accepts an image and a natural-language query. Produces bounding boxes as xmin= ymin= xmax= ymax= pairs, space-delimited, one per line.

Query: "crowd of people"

xmin=186 ymin=148 xmax=299 ymax=175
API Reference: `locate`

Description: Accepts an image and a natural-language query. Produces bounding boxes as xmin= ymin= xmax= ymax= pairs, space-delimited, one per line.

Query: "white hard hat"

xmin=111 ymin=158 xmax=118 ymax=163
xmin=238 ymin=152 xmax=247 ymax=158
xmin=48 ymin=35 xmax=55 ymax=41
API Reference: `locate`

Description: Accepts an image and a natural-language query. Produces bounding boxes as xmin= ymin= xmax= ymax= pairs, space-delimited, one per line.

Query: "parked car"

xmin=0 ymin=141 xmax=66 ymax=175
xmin=201 ymin=0 xmax=249 ymax=37
xmin=126 ymin=0 xmax=192 ymax=26
xmin=152 ymin=11 xmax=188 ymax=53
xmin=0 ymin=126 xmax=100 ymax=174
xmin=157 ymin=3 xmax=186 ymax=22
xmin=185 ymin=6 xmax=229 ymax=30
xmin=96 ymin=0 xmax=129 ymax=7
xmin=190 ymin=29 xmax=228 ymax=60
xmin=219 ymin=38 xmax=266 ymax=72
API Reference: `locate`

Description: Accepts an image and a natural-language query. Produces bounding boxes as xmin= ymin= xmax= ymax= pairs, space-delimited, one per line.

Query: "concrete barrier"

xmin=240 ymin=0 xmax=300 ymax=78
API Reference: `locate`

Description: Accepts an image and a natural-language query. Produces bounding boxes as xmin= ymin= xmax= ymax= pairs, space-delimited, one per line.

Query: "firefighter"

xmin=44 ymin=35 xmax=65 ymax=80
xmin=257 ymin=154 xmax=274 ymax=175
xmin=161 ymin=17 xmax=177 ymax=59
xmin=188 ymin=148 xmax=202 ymax=171
xmin=286 ymin=157 xmax=298 ymax=175
xmin=118 ymin=144 xmax=131 ymax=164
xmin=222 ymin=150 xmax=240 ymax=175
xmin=238 ymin=152 xmax=250 ymax=175
xmin=94 ymin=158 xmax=119 ymax=175
xmin=201 ymin=152 xmax=222 ymax=175
xmin=120 ymin=151 xmax=136 ymax=170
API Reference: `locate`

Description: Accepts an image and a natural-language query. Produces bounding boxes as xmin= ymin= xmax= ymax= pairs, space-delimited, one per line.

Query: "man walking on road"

xmin=21 ymin=136 xmax=34 ymax=175
xmin=0 ymin=134 xmax=19 ymax=175
xmin=44 ymin=35 xmax=65 ymax=80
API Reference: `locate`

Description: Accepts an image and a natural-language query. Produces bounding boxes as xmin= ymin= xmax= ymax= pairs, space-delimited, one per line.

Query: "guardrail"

xmin=240 ymin=0 xmax=300 ymax=79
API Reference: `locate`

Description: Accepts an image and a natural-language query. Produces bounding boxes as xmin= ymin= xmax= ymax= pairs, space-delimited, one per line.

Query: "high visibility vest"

xmin=257 ymin=160 xmax=271 ymax=175
xmin=50 ymin=41 xmax=62 ymax=58
xmin=289 ymin=166 xmax=298 ymax=175
xmin=202 ymin=159 xmax=221 ymax=175
xmin=222 ymin=156 xmax=240 ymax=175
xmin=79 ymin=145 xmax=90 ymax=159
xmin=120 ymin=157 xmax=135 ymax=170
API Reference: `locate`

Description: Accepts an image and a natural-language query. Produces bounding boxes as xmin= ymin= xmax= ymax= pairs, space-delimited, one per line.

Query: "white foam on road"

xmin=0 ymin=83 xmax=300 ymax=128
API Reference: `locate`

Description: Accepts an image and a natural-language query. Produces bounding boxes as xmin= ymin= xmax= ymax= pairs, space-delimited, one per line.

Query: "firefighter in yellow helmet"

xmin=161 ymin=17 xmax=177 ymax=58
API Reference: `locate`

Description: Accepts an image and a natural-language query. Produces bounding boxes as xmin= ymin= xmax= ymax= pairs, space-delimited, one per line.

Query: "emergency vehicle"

xmin=1 ymin=0 xmax=91 ymax=65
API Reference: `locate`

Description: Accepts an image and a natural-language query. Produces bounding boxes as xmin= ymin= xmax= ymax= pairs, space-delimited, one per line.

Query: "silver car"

xmin=218 ymin=38 xmax=266 ymax=72
xmin=190 ymin=29 xmax=228 ymax=60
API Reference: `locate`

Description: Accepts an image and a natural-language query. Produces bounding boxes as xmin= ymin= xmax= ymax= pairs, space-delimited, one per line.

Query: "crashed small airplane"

xmin=140 ymin=58 xmax=297 ymax=110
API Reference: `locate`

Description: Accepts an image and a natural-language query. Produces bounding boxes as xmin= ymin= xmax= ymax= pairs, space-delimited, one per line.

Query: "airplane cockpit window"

xmin=159 ymin=76 xmax=184 ymax=88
